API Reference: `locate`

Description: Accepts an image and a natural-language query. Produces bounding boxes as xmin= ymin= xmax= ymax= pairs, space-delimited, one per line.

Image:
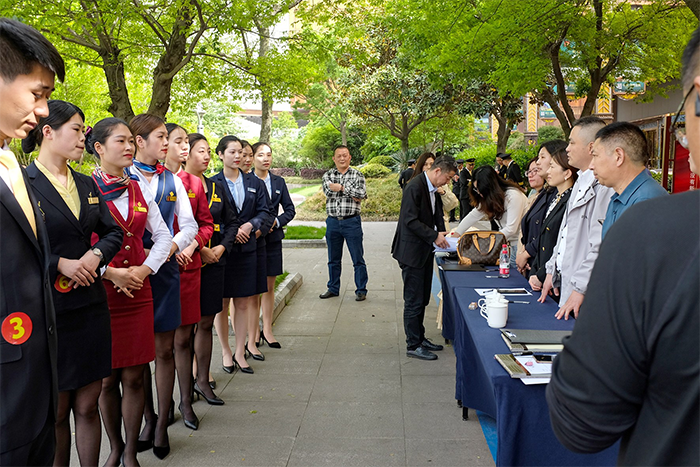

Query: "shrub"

xmin=300 ymin=168 xmax=327 ymax=179
xmin=271 ymin=167 xmax=295 ymax=177
xmin=368 ymin=155 xmax=396 ymax=168
xmin=537 ymin=126 xmax=565 ymax=143
xmin=390 ymin=146 xmax=426 ymax=169
xmin=360 ymin=164 xmax=392 ymax=178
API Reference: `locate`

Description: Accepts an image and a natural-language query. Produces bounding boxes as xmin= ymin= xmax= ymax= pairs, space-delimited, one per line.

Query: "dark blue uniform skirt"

xmin=150 ymin=256 xmax=182 ymax=332
xmin=200 ymin=262 xmax=225 ymax=316
xmin=265 ymin=239 xmax=283 ymax=277
xmin=223 ymin=249 xmax=257 ymax=298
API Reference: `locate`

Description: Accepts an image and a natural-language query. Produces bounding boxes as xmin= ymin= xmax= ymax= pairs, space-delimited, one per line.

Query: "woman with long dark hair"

xmin=88 ymin=117 xmax=171 ymax=467
xmin=186 ymin=133 xmax=239 ymax=402
xmin=162 ymin=123 xmax=214 ymax=430
xmin=252 ymin=142 xmax=296 ymax=349
xmin=24 ymin=101 xmax=123 ymax=467
xmin=129 ymin=114 xmax=197 ymax=460
xmin=408 ymin=152 xmax=435 ymax=181
xmin=528 ymin=144 xmax=578 ymax=296
xmin=515 ymin=140 xmax=567 ymax=274
xmin=453 ymin=165 xmax=528 ymax=267
xmin=211 ymin=136 xmax=272 ymax=374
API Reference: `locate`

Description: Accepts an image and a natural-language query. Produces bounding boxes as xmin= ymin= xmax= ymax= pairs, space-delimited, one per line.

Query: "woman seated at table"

xmin=515 ymin=140 xmax=567 ymax=274
xmin=451 ymin=165 xmax=528 ymax=267
xmin=527 ymin=144 xmax=577 ymax=298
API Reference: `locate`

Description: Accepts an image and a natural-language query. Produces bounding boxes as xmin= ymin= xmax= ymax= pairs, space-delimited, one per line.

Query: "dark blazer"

xmin=506 ymin=161 xmax=523 ymax=185
xmin=211 ymin=171 xmax=272 ymax=253
xmin=0 ymin=167 xmax=58 ymax=453
xmin=398 ymin=167 xmax=414 ymax=189
xmin=204 ymin=177 xmax=240 ymax=265
xmin=459 ymin=167 xmax=472 ymax=199
xmin=520 ymin=188 xmax=556 ymax=263
xmin=26 ymin=164 xmax=122 ymax=313
xmin=263 ymin=173 xmax=295 ymax=243
xmin=530 ymin=189 xmax=572 ymax=283
xmin=392 ymin=173 xmax=445 ymax=269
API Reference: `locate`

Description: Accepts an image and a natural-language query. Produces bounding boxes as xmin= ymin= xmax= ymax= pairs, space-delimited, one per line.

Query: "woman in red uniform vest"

xmin=88 ymin=118 xmax=172 ymax=467
xmin=163 ymin=123 xmax=214 ymax=429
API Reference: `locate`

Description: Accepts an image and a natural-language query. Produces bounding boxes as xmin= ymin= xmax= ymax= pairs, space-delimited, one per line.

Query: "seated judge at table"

xmin=392 ymin=156 xmax=457 ymax=361
xmin=451 ymin=165 xmax=528 ymax=267
xmin=546 ymin=28 xmax=700 ymax=466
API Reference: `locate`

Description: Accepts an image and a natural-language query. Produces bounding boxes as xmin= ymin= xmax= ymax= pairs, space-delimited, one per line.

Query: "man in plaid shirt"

xmin=319 ymin=146 xmax=369 ymax=301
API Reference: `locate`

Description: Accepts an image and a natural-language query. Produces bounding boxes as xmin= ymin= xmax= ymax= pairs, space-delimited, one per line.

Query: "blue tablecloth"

xmin=440 ymin=265 xmax=619 ymax=466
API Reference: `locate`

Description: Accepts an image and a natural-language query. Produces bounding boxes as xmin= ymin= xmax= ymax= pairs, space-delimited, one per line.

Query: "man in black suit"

xmin=0 ymin=19 xmax=65 ymax=465
xmin=449 ymin=159 xmax=463 ymax=222
xmin=458 ymin=157 xmax=474 ymax=221
xmin=503 ymin=153 xmax=524 ymax=186
xmin=392 ymin=156 xmax=458 ymax=360
xmin=496 ymin=153 xmax=507 ymax=178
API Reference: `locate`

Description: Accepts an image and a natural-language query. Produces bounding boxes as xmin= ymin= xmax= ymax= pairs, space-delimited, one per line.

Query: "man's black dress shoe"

xmin=355 ymin=292 xmax=366 ymax=301
xmin=319 ymin=290 xmax=339 ymax=299
xmin=406 ymin=347 xmax=438 ymax=360
xmin=421 ymin=338 xmax=444 ymax=351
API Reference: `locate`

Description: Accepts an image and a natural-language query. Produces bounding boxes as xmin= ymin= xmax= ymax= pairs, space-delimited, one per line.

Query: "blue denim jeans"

xmin=325 ymin=215 xmax=368 ymax=295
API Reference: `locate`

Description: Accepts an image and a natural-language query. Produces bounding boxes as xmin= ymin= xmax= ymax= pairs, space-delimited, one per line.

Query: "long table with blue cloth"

xmin=436 ymin=256 xmax=619 ymax=466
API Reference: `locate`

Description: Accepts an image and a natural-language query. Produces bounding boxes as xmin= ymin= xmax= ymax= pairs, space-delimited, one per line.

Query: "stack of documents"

xmin=496 ymin=329 xmax=572 ymax=385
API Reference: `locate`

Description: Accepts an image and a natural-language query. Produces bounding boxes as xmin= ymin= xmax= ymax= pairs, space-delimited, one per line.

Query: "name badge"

xmin=187 ymin=190 xmax=196 ymax=199
xmin=214 ymin=224 xmax=221 ymax=232
xmin=134 ymin=202 xmax=148 ymax=213
xmin=275 ymin=190 xmax=281 ymax=194
xmin=166 ymin=191 xmax=177 ymax=202
xmin=88 ymin=196 xmax=100 ymax=204
xmin=212 ymin=195 xmax=221 ymax=203
xmin=247 ymin=187 xmax=256 ymax=193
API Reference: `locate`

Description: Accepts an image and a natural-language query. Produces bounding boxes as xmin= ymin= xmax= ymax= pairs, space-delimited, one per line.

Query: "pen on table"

xmin=509 ymin=300 xmax=530 ymax=304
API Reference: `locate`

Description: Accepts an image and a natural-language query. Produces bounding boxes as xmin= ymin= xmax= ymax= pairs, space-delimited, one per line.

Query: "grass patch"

xmin=284 ymin=225 xmax=326 ymax=239
xmin=282 ymin=176 xmax=323 ymax=185
xmin=274 ymin=271 xmax=289 ymax=289
xmin=295 ymin=175 xmax=402 ymax=221
xmin=289 ymin=184 xmax=321 ymax=198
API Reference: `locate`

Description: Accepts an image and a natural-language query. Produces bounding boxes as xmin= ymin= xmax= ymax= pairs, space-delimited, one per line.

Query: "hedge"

xmin=368 ymin=155 xmax=396 ymax=169
xmin=360 ymin=164 xmax=392 ymax=178
xmin=271 ymin=167 xmax=296 ymax=177
xmin=300 ymin=168 xmax=328 ymax=179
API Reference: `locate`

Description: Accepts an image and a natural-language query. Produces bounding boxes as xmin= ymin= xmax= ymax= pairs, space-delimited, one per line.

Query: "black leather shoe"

xmin=222 ymin=358 xmax=234 ymax=374
xmin=246 ymin=344 xmax=265 ymax=361
xmin=319 ymin=290 xmax=339 ymax=299
xmin=406 ymin=347 xmax=438 ymax=360
xmin=153 ymin=442 xmax=170 ymax=460
xmin=194 ymin=382 xmax=225 ymax=406
xmin=421 ymin=338 xmax=444 ymax=351
xmin=233 ymin=355 xmax=254 ymax=374
xmin=355 ymin=293 xmax=367 ymax=301
xmin=178 ymin=403 xmax=199 ymax=430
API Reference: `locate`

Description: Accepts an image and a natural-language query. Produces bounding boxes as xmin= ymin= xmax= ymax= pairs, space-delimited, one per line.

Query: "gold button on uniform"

xmin=126 ymin=232 xmax=133 ymax=237
xmin=123 ymin=260 xmax=129 ymax=265
xmin=125 ymin=245 xmax=131 ymax=251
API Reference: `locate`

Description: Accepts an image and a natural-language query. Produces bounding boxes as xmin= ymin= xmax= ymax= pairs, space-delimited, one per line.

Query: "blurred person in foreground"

xmin=546 ymin=26 xmax=700 ymax=467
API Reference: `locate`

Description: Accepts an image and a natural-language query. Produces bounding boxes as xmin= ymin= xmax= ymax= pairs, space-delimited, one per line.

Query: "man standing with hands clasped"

xmin=392 ymin=156 xmax=458 ymax=360
xmin=320 ymin=145 xmax=369 ymax=301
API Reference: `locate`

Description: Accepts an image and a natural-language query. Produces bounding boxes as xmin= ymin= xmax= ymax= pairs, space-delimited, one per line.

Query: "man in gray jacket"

xmin=539 ymin=116 xmax=614 ymax=320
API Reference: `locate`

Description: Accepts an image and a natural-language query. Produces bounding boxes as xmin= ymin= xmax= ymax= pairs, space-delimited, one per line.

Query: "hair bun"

xmin=21 ymin=128 xmax=39 ymax=154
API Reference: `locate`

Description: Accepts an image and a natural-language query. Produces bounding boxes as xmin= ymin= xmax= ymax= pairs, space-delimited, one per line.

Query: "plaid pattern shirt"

xmin=322 ymin=167 xmax=367 ymax=218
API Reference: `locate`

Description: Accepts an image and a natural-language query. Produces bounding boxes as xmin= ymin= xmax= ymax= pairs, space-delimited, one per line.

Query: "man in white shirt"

xmin=540 ymin=116 xmax=614 ymax=320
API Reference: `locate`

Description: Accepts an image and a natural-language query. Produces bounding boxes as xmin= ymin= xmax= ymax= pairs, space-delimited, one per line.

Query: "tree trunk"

xmin=257 ymin=23 xmax=273 ymax=142
xmin=339 ymin=119 xmax=348 ymax=146
xmin=100 ymin=48 xmax=135 ymax=121
xmin=260 ymin=92 xmax=273 ymax=142
xmin=685 ymin=0 xmax=700 ymax=19
xmin=495 ymin=115 xmax=510 ymax=153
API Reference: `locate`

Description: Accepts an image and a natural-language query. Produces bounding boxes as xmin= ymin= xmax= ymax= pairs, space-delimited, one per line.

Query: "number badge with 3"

xmin=1 ymin=312 xmax=33 ymax=345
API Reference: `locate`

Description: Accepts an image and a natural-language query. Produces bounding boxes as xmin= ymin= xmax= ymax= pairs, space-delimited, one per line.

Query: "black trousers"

xmin=459 ymin=199 xmax=473 ymax=221
xmin=0 ymin=412 xmax=55 ymax=466
xmin=400 ymin=254 xmax=434 ymax=350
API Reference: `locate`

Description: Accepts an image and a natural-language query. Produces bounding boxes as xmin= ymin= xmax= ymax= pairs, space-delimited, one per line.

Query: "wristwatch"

xmin=92 ymin=247 xmax=104 ymax=262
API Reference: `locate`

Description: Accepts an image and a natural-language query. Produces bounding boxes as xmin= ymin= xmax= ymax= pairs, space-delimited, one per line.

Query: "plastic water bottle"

xmin=499 ymin=244 xmax=510 ymax=278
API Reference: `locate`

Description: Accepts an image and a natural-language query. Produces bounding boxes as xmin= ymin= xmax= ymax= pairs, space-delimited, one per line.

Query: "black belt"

xmin=332 ymin=213 xmax=359 ymax=221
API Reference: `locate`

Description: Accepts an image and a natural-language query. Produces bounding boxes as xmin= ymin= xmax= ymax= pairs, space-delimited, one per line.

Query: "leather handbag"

xmin=457 ymin=231 xmax=507 ymax=266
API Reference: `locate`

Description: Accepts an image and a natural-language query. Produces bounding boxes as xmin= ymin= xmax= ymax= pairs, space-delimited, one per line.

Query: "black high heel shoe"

xmin=178 ymin=403 xmax=199 ymax=430
xmin=222 ymin=357 xmax=234 ymax=374
xmin=233 ymin=355 xmax=254 ymax=374
xmin=153 ymin=442 xmax=170 ymax=460
xmin=136 ymin=418 xmax=156 ymax=452
xmin=246 ymin=343 xmax=265 ymax=361
xmin=194 ymin=381 xmax=225 ymax=405
xmin=167 ymin=399 xmax=175 ymax=426
xmin=260 ymin=331 xmax=282 ymax=349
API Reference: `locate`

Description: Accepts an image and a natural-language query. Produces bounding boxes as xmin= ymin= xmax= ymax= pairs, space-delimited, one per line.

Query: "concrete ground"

xmin=72 ymin=221 xmax=494 ymax=466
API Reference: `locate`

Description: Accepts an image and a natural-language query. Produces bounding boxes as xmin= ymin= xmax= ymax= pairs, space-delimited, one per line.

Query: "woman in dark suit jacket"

xmin=252 ymin=142 xmax=296 ymax=349
xmin=23 ymin=100 xmax=123 ymax=467
xmin=516 ymin=141 xmax=568 ymax=274
xmin=528 ymin=143 xmax=578 ymax=299
xmin=185 ymin=133 xmax=239 ymax=402
xmin=211 ymin=136 xmax=271 ymax=374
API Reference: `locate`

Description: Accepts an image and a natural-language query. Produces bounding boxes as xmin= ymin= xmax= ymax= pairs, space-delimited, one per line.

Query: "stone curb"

xmin=273 ymin=272 xmax=303 ymax=323
xmin=282 ymin=237 xmax=327 ymax=248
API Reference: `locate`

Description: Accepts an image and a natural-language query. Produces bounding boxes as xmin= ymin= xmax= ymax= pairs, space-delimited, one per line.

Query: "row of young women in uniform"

xmin=22 ymin=99 xmax=295 ymax=467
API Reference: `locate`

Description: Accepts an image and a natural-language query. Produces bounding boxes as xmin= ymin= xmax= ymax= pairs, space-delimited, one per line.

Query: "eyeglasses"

xmin=525 ymin=169 xmax=539 ymax=177
xmin=671 ymin=87 xmax=692 ymax=150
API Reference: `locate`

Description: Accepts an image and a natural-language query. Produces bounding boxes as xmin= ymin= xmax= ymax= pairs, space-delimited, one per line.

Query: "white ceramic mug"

xmin=480 ymin=301 xmax=508 ymax=328
xmin=478 ymin=293 xmax=507 ymax=312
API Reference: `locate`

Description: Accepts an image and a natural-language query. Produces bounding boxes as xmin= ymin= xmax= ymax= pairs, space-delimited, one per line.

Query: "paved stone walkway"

xmin=73 ymin=221 xmax=494 ymax=466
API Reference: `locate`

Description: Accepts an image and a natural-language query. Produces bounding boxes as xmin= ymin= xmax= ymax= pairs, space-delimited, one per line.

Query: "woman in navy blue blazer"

xmin=211 ymin=136 xmax=271 ymax=374
xmin=23 ymin=100 xmax=123 ymax=467
xmin=252 ymin=142 xmax=295 ymax=348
